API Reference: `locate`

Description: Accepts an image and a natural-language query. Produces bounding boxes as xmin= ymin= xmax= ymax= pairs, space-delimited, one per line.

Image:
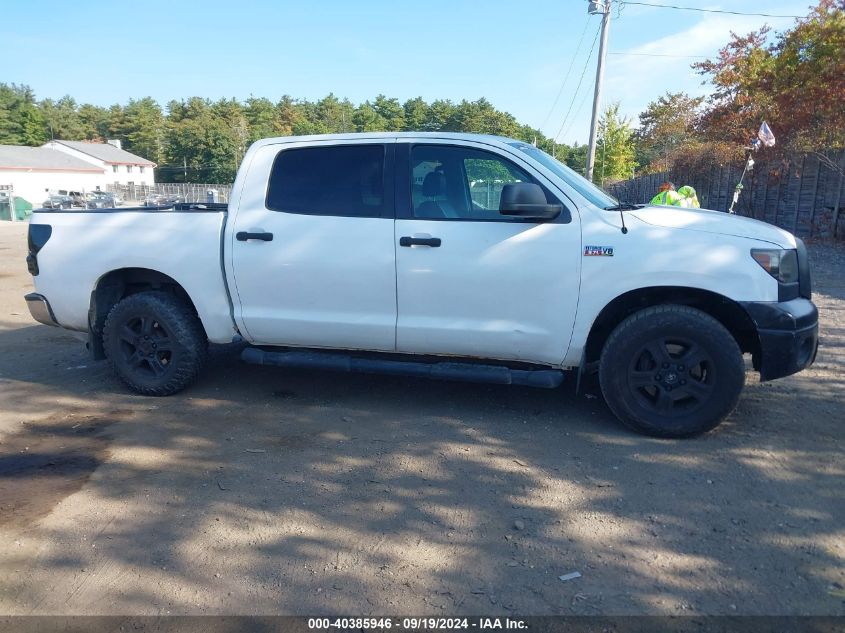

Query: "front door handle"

xmin=400 ymin=236 xmax=441 ymax=247
xmin=236 ymin=231 xmax=274 ymax=242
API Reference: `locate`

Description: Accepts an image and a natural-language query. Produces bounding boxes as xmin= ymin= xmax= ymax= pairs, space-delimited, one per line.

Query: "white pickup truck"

xmin=25 ymin=133 xmax=818 ymax=437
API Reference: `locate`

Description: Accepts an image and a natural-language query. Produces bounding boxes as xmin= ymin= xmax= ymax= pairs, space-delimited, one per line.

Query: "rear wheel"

xmin=103 ymin=291 xmax=207 ymax=396
xmin=599 ymin=305 xmax=745 ymax=438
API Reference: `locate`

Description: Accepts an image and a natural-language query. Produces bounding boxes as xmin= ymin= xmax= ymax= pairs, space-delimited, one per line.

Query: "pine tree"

xmin=596 ymin=103 xmax=638 ymax=184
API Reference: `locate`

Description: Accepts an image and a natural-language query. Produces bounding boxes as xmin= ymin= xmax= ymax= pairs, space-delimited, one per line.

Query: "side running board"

xmin=241 ymin=348 xmax=564 ymax=389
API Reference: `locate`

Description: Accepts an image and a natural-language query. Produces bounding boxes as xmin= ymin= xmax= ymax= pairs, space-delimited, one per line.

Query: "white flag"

xmin=758 ymin=121 xmax=776 ymax=147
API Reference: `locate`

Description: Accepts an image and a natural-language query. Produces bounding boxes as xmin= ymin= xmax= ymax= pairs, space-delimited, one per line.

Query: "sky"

xmin=2 ymin=0 xmax=811 ymax=145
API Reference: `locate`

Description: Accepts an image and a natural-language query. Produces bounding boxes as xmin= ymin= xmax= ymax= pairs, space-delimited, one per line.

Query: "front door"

xmin=230 ymin=140 xmax=397 ymax=351
xmin=394 ymin=141 xmax=581 ymax=365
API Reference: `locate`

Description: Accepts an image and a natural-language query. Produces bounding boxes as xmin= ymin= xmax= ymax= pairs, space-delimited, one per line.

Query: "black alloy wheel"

xmin=103 ymin=291 xmax=207 ymax=396
xmin=626 ymin=335 xmax=715 ymax=417
xmin=117 ymin=313 xmax=176 ymax=381
xmin=599 ymin=304 xmax=745 ymax=437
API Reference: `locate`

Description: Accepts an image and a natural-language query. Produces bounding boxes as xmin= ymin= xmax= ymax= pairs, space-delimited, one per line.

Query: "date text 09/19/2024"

xmin=307 ymin=617 xmax=528 ymax=630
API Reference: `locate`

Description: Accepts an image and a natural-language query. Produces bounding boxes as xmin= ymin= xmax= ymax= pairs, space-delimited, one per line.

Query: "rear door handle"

xmin=236 ymin=231 xmax=274 ymax=242
xmin=400 ymin=236 xmax=441 ymax=247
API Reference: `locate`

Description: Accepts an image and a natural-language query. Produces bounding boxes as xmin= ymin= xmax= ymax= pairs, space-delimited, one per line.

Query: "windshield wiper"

xmin=604 ymin=202 xmax=642 ymax=210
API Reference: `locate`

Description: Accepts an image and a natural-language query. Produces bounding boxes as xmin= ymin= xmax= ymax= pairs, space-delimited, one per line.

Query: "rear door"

xmin=394 ymin=140 xmax=581 ymax=365
xmin=229 ymin=139 xmax=397 ymax=351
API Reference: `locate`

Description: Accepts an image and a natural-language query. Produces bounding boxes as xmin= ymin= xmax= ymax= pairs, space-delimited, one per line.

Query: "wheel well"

xmin=88 ymin=268 xmax=203 ymax=359
xmin=584 ymin=287 xmax=760 ymax=365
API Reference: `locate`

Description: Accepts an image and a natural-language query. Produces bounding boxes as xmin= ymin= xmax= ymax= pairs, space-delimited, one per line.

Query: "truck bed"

xmin=29 ymin=204 xmax=237 ymax=343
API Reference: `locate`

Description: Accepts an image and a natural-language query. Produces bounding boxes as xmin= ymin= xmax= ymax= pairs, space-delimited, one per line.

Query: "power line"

xmin=608 ymin=51 xmax=708 ymax=58
xmin=559 ymin=83 xmax=594 ymax=144
xmin=554 ymin=23 xmax=602 ymax=144
xmin=538 ymin=15 xmax=592 ymax=133
xmin=618 ymin=1 xmax=805 ymax=19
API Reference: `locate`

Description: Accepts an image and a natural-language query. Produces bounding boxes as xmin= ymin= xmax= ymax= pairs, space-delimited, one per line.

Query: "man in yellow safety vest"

xmin=650 ymin=181 xmax=683 ymax=206
xmin=678 ymin=185 xmax=700 ymax=208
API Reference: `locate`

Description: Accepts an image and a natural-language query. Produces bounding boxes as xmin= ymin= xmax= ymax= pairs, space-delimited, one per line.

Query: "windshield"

xmin=508 ymin=142 xmax=618 ymax=209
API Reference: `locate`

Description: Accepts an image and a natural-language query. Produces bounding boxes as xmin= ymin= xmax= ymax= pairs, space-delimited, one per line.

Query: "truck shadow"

xmin=1 ymin=320 xmax=843 ymax=616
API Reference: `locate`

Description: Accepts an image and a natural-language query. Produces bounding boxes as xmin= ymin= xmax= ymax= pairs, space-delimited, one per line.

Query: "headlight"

xmin=751 ymin=248 xmax=799 ymax=283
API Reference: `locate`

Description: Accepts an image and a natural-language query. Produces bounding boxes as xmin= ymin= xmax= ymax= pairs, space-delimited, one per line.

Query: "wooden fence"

xmin=605 ymin=151 xmax=845 ymax=239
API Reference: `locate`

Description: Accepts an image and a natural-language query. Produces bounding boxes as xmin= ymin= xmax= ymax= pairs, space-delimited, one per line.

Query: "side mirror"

xmin=499 ymin=183 xmax=562 ymax=221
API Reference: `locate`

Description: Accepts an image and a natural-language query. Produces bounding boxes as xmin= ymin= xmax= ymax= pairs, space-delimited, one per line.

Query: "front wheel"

xmin=103 ymin=291 xmax=207 ymax=396
xmin=599 ymin=305 xmax=745 ymax=438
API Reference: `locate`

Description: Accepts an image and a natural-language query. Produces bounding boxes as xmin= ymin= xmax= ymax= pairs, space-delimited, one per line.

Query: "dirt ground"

xmin=0 ymin=220 xmax=842 ymax=616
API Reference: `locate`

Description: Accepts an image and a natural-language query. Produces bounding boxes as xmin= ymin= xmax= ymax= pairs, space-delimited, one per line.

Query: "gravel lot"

xmin=0 ymin=220 xmax=842 ymax=616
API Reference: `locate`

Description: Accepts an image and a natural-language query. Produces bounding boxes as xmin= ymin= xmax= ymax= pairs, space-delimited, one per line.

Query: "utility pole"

xmin=585 ymin=0 xmax=611 ymax=183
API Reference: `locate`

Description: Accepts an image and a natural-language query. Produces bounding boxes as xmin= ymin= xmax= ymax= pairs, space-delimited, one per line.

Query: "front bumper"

xmin=741 ymin=298 xmax=819 ymax=381
xmin=24 ymin=293 xmax=59 ymax=327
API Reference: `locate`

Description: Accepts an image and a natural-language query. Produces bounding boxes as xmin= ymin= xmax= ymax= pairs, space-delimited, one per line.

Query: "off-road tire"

xmin=599 ymin=304 xmax=745 ymax=438
xmin=103 ymin=291 xmax=207 ymax=396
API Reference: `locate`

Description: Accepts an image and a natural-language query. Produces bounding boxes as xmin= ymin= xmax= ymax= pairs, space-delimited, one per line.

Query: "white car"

xmin=25 ymin=133 xmax=818 ymax=437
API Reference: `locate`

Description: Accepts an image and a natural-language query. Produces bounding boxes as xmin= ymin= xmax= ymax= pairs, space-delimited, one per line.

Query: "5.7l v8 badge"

xmin=584 ymin=245 xmax=614 ymax=256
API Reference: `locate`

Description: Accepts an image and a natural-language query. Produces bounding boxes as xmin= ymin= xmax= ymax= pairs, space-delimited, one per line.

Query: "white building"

xmin=44 ymin=140 xmax=156 ymax=188
xmin=0 ymin=145 xmax=106 ymax=206
xmin=0 ymin=141 xmax=157 ymax=207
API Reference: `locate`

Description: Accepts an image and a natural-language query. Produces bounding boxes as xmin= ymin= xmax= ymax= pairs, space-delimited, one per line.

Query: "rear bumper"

xmin=740 ymin=298 xmax=819 ymax=381
xmin=24 ymin=292 xmax=59 ymax=327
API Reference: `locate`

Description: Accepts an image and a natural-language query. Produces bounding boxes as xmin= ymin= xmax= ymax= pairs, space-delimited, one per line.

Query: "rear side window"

xmin=266 ymin=144 xmax=386 ymax=217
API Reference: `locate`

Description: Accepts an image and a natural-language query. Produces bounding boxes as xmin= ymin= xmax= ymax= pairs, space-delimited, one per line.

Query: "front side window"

xmin=267 ymin=144 xmax=386 ymax=217
xmin=410 ymin=145 xmax=557 ymax=221
xmin=126 ymin=165 xmax=133 ymax=174
xmin=112 ymin=165 xmax=118 ymax=173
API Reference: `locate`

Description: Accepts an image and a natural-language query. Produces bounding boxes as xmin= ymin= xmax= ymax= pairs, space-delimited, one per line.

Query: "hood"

xmin=630 ymin=205 xmax=796 ymax=248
